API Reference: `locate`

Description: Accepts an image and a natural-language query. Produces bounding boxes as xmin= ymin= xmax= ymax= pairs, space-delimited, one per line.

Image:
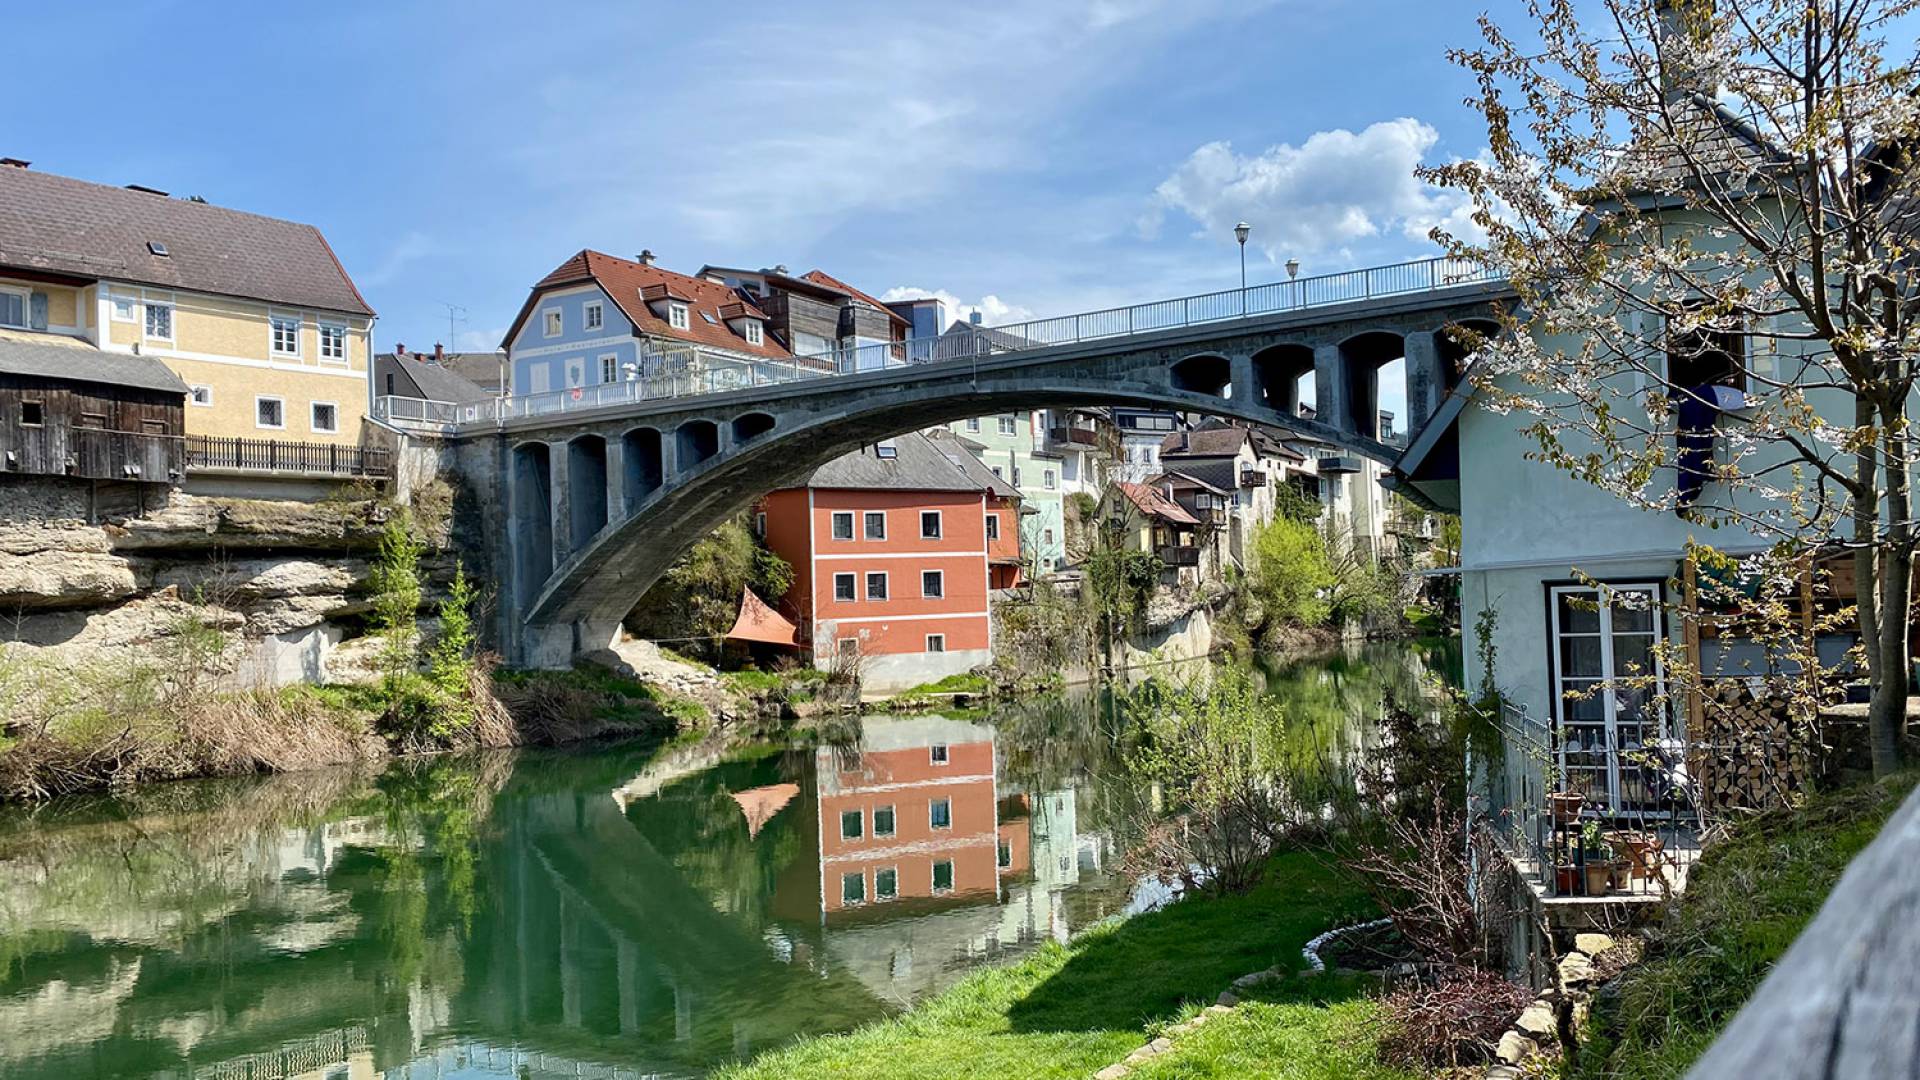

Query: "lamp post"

xmin=1285 ymin=257 xmax=1300 ymax=308
xmin=1234 ymin=222 xmax=1251 ymax=314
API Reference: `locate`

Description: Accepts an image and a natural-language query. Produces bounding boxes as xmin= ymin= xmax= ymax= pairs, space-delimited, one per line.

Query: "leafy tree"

xmin=1429 ymin=0 xmax=1920 ymax=774
xmin=1247 ymin=515 xmax=1334 ymax=626
xmin=370 ymin=516 xmax=423 ymax=690
xmin=627 ymin=516 xmax=795 ymax=661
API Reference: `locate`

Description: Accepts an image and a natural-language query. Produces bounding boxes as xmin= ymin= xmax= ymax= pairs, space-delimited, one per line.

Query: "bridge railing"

xmin=417 ymin=254 xmax=1504 ymax=430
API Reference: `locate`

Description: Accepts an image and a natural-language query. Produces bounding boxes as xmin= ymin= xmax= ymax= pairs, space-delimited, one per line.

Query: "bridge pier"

xmin=1313 ymin=343 xmax=1350 ymax=437
xmin=1404 ymin=331 xmax=1442 ymax=432
xmin=605 ymin=435 xmax=629 ymax=523
xmin=548 ymin=439 xmax=574 ymax=565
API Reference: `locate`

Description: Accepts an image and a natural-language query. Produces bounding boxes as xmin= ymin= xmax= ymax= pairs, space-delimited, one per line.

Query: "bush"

xmin=627 ymin=516 xmax=794 ymax=661
xmin=1378 ymin=969 xmax=1533 ymax=1069
xmin=1248 ymin=516 xmax=1335 ymax=627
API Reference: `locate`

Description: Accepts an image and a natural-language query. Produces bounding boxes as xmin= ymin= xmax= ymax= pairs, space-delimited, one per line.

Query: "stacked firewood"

xmin=1691 ymin=680 xmax=1813 ymax=812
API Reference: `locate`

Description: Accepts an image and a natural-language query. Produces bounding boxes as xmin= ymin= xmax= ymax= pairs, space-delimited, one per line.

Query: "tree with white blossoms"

xmin=1424 ymin=0 xmax=1920 ymax=777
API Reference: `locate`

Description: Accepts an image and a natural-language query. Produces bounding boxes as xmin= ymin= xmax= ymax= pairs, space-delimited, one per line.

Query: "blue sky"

xmin=13 ymin=0 xmax=1498 ymax=355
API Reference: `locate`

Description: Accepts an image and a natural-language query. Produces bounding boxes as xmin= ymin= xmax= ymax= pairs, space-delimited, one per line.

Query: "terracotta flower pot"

xmin=1584 ymin=860 xmax=1614 ymax=896
xmin=1554 ymin=864 xmax=1581 ymax=895
xmin=1548 ymin=792 xmax=1585 ymax=825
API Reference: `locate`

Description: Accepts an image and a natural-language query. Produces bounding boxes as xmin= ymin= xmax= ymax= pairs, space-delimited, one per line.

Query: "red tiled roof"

xmin=801 ymin=269 xmax=909 ymax=327
xmin=717 ymin=301 xmax=758 ymax=321
xmin=503 ymin=250 xmax=791 ymax=359
xmin=638 ymin=282 xmax=692 ymax=303
xmin=1114 ymin=481 xmax=1200 ymax=526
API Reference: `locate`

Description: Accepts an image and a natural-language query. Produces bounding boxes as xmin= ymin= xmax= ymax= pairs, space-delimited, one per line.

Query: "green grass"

xmin=1572 ymin=772 xmax=1920 ymax=1078
xmin=717 ymin=851 xmax=1381 ymax=1080
xmin=1128 ymin=986 xmax=1414 ymax=1080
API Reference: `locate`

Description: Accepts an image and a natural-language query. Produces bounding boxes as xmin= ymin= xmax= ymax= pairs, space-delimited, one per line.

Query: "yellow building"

xmin=0 ymin=160 xmax=379 ymax=486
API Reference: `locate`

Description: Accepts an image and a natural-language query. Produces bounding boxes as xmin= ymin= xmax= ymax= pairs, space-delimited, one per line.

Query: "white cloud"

xmin=880 ymin=286 xmax=1037 ymax=329
xmin=1146 ymin=119 xmax=1478 ymax=260
xmin=360 ymin=230 xmax=437 ymax=288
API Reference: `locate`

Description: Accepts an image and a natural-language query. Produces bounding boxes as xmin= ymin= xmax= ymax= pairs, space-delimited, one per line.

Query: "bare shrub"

xmin=1378 ymin=969 xmax=1533 ymax=1069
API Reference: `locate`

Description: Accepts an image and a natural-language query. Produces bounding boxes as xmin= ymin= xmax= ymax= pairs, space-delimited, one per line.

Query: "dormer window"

xmin=669 ymin=303 xmax=690 ymax=330
xmin=744 ymin=320 xmax=764 ymax=346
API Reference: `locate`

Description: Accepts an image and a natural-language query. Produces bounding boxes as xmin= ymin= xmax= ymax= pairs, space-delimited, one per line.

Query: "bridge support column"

xmin=1404 ymin=330 xmax=1442 ymax=433
xmin=1314 ymin=343 xmax=1350 ymax=436
xmin=1228 ymin=353 xmax=1255 ymax=406
xmin=548 ymin=440 xmax=573 ymax=565
xmin=605 ymin=435 xmax=629 ymax=523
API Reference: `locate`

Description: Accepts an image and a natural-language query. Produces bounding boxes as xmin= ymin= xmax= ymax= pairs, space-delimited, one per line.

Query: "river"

xmin=0 ymin=640 xmax=1456 ymax=1079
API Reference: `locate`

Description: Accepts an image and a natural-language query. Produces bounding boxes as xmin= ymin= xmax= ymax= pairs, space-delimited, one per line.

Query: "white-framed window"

xmin=875 ymin=866 xmax=899 ymax=901
xmin=831 ymin=511 xmax=854 ymax=540
xmin=997 ymin=415 xmax=1016 ymax=435
xmin=542 ymin=309 xmax=562 ymax=337
xmin=1043 ymin=469 xmax=1057 ymax=489
xmin=188 ymin=384 xmax=213 ymax=407
xmin=318 ymin=322 xmax=348 ymax=363
xmin=864 ymin=510 xmax=887 ymax=540
xmin=1548 ymin=583 xmax=1669 ymax=816
xmin=668 ymin=303 xmax=690 ymax=330
xmin=841 ymin=871 xmax=866 ymax=906
xmin=926 ymin=634 xmax=946 ymax=653
xmin=985 ymin=514 xmax=999 ymax=541
xmin=866 ymin=571 xmax=889 ymax=601
xmin=840 ymin=808 xmax=864 ymax=840
xmin=744 ymin=320 xmax=764 ymax=346
xmin=109 ymin=293 xmax=139 ymax=323
xmin=600 ymin=354 xmax=618 ymax=383
xmin=932 ymin=859 xmax=954 ymax=893
xmin=833 ymin=572 xmax=856 ymax=602
xmin=255 ymin=395 xmax=285 ymax=430
xmin=310 ymin=401 xmax=339 ymax=434
xmin=0 ymin=287 xmax=27 ymax=329
xmin=270 ymin=313 xmax=301 ymax=357
xmin=144 ymin=298 xmax=173 ymax=341
xmin=965 ymin=417 xmax=980 ymax=432
xmin=583 ymin=300 xmax=603 ymax=331
xmin=929 ymin=797 xmax=952 ymax=829
xmin=873 ymin=805 xmax=896 ymax=837
xmin=920 ymin=510 xmax=942 ymax=539
xmin=930 ymin=743 xmax=949 ymax=766
xmin=921 ymin=570 xmax=945 ymax=599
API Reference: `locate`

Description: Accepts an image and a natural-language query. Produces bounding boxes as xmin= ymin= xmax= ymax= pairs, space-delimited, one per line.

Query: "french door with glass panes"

xmin=1549 ymin=584 xmax=1668 ymax=815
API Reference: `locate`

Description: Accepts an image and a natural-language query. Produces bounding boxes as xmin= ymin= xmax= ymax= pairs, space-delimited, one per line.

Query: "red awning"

xmin=726 ymin=588 xmax=800 ymax=646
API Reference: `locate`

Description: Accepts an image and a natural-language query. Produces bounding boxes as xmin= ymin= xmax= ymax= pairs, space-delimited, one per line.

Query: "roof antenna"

xmin=439 ymin=302 xmax=468 ymax=352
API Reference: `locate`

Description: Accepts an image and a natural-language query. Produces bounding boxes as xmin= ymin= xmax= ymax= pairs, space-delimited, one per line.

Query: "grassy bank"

xmin=717 ymin=851 xmax=1404 ymax=1080
xmin=1572 ymin=772 xmax=1920 ymax=1078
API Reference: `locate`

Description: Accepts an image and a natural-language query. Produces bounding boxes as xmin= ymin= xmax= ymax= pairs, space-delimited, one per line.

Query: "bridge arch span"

xmin=1168 ymin=353 xmax=1232 ymax=398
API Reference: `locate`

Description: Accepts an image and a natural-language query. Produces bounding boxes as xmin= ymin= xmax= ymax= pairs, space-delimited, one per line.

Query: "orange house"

xmin=757 ymin=429 xmax=1022 ymax=693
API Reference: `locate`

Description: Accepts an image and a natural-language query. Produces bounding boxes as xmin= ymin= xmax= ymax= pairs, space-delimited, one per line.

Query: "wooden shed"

xmin=0 ymin=332 xmax=187 ymax=483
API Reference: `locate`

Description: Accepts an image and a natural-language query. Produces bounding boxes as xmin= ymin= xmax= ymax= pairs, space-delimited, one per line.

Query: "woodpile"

xmin=1691 ymin=680 xmax=1813 ymax=813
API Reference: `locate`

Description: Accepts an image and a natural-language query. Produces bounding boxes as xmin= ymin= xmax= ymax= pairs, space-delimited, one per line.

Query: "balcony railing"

xmin=392 ymin=255 xmax=1505 ymax=430
xmin=185 ymin=435 xmax=392 ymax=478
xmin=1239 ymin=468 xmax=1268 ymax=489
xmin=1047 ymin=426 xmax=1100 ymax=446
xmin=372 ymin=395 xmax=495 ymax=432
xmin=1157 ymin=544 xmax=1201 ymax=567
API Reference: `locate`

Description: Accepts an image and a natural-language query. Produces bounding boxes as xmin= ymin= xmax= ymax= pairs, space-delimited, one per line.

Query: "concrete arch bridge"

xmin=415 ymin=257 xmax=1513 ymax=665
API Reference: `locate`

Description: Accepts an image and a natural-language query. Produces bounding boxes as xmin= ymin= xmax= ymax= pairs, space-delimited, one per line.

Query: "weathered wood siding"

xmin=0 ymin=374 xmax=183 ymax=482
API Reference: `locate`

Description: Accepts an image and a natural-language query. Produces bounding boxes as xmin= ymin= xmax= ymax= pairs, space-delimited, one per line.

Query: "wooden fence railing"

xmin=184 ymin=435 xmax=392 ymax=478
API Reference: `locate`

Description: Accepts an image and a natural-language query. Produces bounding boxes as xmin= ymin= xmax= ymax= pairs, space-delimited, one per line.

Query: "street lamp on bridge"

xmin=1234 ymin=222 xmax=1251 ymax=315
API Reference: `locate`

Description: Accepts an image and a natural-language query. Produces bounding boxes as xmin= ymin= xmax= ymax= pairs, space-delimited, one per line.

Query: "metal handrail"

xmin=392 ymin=254 xmax=1505 ymax=430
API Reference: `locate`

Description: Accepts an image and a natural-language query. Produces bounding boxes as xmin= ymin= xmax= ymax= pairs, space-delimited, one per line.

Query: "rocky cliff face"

xmin=0 ymin=476 xmax=413 ymax=685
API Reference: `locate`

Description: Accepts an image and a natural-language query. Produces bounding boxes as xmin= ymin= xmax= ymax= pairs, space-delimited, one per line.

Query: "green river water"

xmin=0 ymin=641 xmax=1455 ymax=1079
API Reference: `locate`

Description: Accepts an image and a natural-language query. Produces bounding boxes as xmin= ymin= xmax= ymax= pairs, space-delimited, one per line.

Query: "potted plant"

xmin=1580 ymin=821 xmax=1614 ymax=896
xmin=1548 ymin=790 xmax=1585 ymax=825
xmin=1553 ymin=862 xmax=1581 ymax=894
xmin=1605 ymin=828 xmax=1662 ymax=886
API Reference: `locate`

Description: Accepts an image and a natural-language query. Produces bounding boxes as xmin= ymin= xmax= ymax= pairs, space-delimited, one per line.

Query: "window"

xmin=310 ymin=401 xmax=338 ymax=434
xmin=966 ymin=417 xmax=980 ymax=432
xmin=841 ymin=871 xmax=866 ymax=906
xmin=268 ymin=313 xmax=301 ymax=357
xmin=930 ymin=743 xmax=949 ymax=765
xmin=997 ymin=415 xmax=1016 ymax=435
xmin=866 ymin=572 xmax=889 ymax=601
xmin=932 ymin=859 xmax=955 ymax=893
xmin=875 ymin=438 xmax=897 ymax=459
xmin=921 ymin=570 xmax=944 ymax=599
xmin=920 ymin=511 xmax=942 ymax=539
xmin=1043 ymin=469 xmax=1057 ymax=489
xmin=144 ymin=300 xmax=173 ymax=341
xmin=998 ymin=840 xmax=1012 ymax=868
xmin=318 ymin=322 xmax=347 ymax=362
xmin=930 ymin=798 xmax=952 ymax=829
xmin=543 ymin=309 xmax=562 ymax=337
xmin=834 ymin=572 xmax=856 ymax=602
xmin=754 ymin=512 xmax=767 ymax=537
xmin=864 ymin=510 xmax=887 ymax=540
xmin=0 ymin=288 xmax=25 ymax=329
xmin=840 ymin=809 xmax=864 ymax=840
xmin=1012 ymin=467 xmax=1022 ymax=486
xmin=831 ymin=511 xmax=854 ymax=540
xmin=926 ymin=634 xmax=946 ymax=653
xmin=991 ymin=466 xmax=1004 ymax=479
xmin=19 ymin=401 xmax=43 ymax=426
xmin=875 ymin=867 xmax=898 ymax=900
xmin=255 ymin=396 xmax=285 ymax=429
xmin=744 ymin=320 xmax=764 ymax=346
xmin=668 ymin=303 xmax=690 ymax=330
xmin=1043 ymin=528 xmax=1055 ymax=545
xmin=188 ymin=385 xmax=213 ymax=407
xmin=110 ymin=294 xmax=138 ymax=323
xmin=985 ymin=514 xmax=999 ymax=541
xmin=583 ymin=301 xmax=603 ymax=331
xmin=837 ymin=637 xmax=859 ymax=658
xmin=873 ymin=805 xmax=896 ymax=836
xmin=600 ymin=354 xmax=618 ymax=383
xmin=1550 ymin=584 xmax=1667 ymax=815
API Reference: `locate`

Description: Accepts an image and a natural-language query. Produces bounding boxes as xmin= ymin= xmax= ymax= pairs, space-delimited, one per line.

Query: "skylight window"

xmin=147 ymin=241 xmax=170 ymax=257
xmin=699 ymin=311 xmax=718 ymax=324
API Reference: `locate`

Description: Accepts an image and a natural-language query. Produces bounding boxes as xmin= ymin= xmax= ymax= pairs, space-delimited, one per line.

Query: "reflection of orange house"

xmin=814 ymin=718 xmax=1002 ymax=914
xmin=995 ymin=793 xmax=1033 ymax=880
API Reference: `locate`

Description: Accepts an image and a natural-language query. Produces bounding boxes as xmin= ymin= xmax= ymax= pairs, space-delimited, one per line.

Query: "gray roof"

xmin=0 ymin=332 xmax=187 ymax=394
xmin=803 ymin=429 xmax=1015 ymax=498
xmin=433 ymin=351 xmax=508 ymax=393
xmin=374 ymin=352 xmax=495 ymax=404
xmin=927 ymin=428 xmax=1023 ymax=501
xmin=0 ymin=166 xmax=373 ymax=316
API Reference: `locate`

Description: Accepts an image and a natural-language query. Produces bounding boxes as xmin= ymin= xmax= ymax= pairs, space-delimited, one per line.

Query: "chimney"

xmin=433 ymin=343 xmax=445 ymax=361
xmin=0 ymin=158 xmax=29 ymax=169
xmin=637 ymin=249 xmax=656 ymax=267
xmin=969 ymin=310 xmax=983 ymax=326
xmin=1655 ymin=0 xmax=1715 ymax=99
xmin=395 ymin=343 xmax=406 ymax=357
